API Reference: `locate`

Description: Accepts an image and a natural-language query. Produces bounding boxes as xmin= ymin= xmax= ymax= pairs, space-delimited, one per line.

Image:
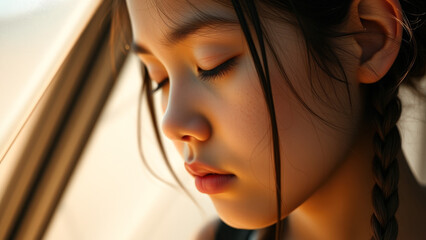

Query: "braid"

xmin=370 ymin=73 xmax=402 ymax=240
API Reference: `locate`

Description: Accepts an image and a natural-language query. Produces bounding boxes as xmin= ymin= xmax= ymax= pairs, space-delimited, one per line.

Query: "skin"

xmin=126 ymin=0 xmax=426 ymax=239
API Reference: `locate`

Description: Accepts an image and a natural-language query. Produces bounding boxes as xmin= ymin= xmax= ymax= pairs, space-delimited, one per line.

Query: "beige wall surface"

xmin=0 ymin=0 xmax=101 ymax=204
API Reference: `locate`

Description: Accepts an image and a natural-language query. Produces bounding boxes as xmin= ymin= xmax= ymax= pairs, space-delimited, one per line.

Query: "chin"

xmin=213 ymin=203 xmax=279 ymax=230
xmin=219 ymin=214 xmax=278 ymax=230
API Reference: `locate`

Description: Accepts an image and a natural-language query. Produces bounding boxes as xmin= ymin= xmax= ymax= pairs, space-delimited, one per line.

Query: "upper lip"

xmin=184 ymin=162 xmax=233 ymax=177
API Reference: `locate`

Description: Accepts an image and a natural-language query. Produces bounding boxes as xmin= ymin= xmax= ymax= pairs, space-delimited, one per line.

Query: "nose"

xmin=161 ymin=79 xmax=212 ymax=143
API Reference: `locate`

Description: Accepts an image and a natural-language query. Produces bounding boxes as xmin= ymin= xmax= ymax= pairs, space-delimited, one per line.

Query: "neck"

xmin=286 ymin=130 xmax=375 ymax=240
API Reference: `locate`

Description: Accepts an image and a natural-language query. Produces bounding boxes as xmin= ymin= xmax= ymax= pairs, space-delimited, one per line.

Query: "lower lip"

xmin=195 ymin=174 xmax=235 ymax=194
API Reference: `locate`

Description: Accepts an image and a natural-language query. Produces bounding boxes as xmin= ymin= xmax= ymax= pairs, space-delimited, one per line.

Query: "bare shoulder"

xmin=193 ymin=218 xmax=220 ymax=240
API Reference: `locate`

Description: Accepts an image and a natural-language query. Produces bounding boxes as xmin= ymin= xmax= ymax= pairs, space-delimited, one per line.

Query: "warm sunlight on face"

xmin=127 ymin=0 xmax=365 ymax=229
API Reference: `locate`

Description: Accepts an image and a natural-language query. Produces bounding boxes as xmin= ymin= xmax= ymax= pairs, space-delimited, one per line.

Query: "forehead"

xmin=126 ymin=0 xmax=237 ymax=49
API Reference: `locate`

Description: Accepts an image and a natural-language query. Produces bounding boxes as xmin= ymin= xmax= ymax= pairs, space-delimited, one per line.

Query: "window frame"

xmin=0 ymin=0 xmax=129 ymax=238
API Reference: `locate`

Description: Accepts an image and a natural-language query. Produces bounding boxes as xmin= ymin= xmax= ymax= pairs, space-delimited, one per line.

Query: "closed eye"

xmin=150 ymin=57 xmax=238 ymax=94
xmin=198 ymin=57 xmax=238 ymax=81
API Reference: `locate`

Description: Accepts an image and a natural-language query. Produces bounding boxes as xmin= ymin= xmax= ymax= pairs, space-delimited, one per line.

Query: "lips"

xmin=184 ymin=162 xmax=235 ymax=194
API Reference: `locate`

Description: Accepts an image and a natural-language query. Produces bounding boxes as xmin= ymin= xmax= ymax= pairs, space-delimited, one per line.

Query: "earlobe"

xmin=353 ymin=0 xmax=403 ymax=84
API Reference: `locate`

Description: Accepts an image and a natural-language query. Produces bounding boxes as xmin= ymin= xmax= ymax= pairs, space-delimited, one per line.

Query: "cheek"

xmin=268 ymin=50 xmax=363 ymax=214
xmin=214 ymin=57 xmax=271 ymax=169
xmin=202 ymin=58 xmax=279 ymax=228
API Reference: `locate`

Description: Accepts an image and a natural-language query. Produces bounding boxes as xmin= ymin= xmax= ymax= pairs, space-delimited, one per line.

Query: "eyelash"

xmin=198 ymin=57 xmax=238 ymax=81
xmin=151 ymin=57 xmax=238 ymax=94
xmin=151 ymin=79 xmax=168 ymax=93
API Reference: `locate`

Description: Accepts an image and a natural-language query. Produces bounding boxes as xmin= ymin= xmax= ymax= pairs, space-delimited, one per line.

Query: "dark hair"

xmin=112 ymin=0 xmax=426 ymax=239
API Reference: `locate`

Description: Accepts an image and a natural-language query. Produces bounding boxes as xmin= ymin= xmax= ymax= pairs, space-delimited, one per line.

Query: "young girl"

xmin=116 ymin=0 xmax=426 ymax=239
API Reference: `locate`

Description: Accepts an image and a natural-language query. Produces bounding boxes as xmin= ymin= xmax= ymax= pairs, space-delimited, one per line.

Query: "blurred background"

xmin=0 ymin=0 xmax=424 ymax=239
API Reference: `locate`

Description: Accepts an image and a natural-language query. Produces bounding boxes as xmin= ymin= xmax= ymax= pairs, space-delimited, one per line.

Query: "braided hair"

xmin=369 ymin=0 xmax=426 ymax=238
xmin=369 ymin=73 xmax=401 ymax=240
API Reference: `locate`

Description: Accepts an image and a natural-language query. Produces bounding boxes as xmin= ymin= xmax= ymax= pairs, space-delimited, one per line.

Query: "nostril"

xmin=181 ymin=135 xmax=191 ymax=141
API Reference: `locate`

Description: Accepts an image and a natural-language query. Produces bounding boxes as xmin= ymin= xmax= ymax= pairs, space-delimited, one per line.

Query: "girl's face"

xmin=127 ymin=0 xmax=365 ymax=229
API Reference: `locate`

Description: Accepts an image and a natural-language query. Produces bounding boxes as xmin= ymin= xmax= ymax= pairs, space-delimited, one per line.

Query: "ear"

xmin=352 ymin=0 xmax=403 ymax=84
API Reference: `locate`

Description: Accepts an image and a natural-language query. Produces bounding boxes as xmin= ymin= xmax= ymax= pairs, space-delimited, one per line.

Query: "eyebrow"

xmin=132 ymin=14 xmax=239 ymax=54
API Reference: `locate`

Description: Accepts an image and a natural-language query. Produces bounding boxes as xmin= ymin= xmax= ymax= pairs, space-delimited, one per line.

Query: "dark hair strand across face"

xmin=230 ymin=0 xmax=283 ymax=239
